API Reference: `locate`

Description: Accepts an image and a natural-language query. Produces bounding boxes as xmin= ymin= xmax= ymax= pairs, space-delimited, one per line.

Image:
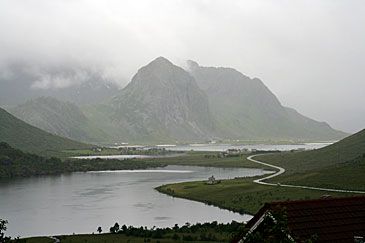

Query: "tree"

xmin=110 ymin=222 xmax=120 ymax=234
xmin=97 ymin=226 xmax=102 ymax=234
xmin=113 ymin=222 xmax=120 ymax=232
xmin=0 ymin=219 xmax=11 ymax=243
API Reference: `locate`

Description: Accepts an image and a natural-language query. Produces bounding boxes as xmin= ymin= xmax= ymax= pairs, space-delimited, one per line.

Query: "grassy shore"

xmin=156 ymin=177 xmax=354 ymax=215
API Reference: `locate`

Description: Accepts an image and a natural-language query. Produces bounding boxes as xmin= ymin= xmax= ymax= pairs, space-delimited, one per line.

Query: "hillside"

xmin=86 ymin=57 xmax=215 ymax=143
xmin=0 ymin=107 xmax=89 ymax=154
xmin=11 ymin=97 xmax=109 ymax=143
xmin=258 ymin=129 xmax=365 ymax=174
xmin=187 ymin=60 xmax=347 ymax=141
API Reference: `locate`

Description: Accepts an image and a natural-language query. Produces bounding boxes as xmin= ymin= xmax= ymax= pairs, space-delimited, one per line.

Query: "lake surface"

xmin=71 ymin=154 xmax=169 ymax=160
xmin=164 ymin=142 xmax=333 ymax=152
xmin=0 ymin=165 xmax=272 ymax=237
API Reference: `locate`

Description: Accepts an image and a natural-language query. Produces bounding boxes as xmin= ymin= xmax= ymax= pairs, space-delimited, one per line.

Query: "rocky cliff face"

xmin=105 ymin=57 xmax=215 ymax=142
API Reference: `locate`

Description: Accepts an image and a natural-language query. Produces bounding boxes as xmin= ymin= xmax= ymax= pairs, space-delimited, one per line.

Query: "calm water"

xmin=164 ymin=142 xmax=333 ymax=152
xmin=71 ymin=154 xmax=168 ymax=159
xmin=0 ymin=165 xmax=271 ymax=237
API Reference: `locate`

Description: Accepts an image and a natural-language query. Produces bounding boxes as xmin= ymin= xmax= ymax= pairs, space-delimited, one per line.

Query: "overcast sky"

xmin=0 ymin=0 xmax=364 ymax=133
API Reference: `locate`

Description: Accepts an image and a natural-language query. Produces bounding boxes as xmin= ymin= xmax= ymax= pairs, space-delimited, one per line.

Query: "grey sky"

xmin=0 ymin=0 xmax=364 ymax=133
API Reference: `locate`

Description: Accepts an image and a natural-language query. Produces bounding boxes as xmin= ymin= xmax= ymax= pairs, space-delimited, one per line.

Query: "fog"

xmin=0 ymin=0 xmax=364 ymax=133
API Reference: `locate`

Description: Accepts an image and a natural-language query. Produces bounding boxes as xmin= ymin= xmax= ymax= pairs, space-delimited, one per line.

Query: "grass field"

xmin=156 ymin=177 xmax=354 ymax=215
xmin=257 ymin=129 xmax=365 ymax=175
xmin=264 ymin=155 xmax=365 ymax=191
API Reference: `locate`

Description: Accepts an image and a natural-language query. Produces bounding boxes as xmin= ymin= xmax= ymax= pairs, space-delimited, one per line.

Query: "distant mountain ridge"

xmin=186 ymin=60 xmax=347 ymax=141
xmin=4 ymin=57 xmax=348 ymax=144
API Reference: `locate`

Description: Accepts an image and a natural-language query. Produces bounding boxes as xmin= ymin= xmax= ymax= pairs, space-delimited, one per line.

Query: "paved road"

xmin=247 ymin=154 xmax=365 ymax=194
xmin=48 ymin=236 xmax=60 ymax=243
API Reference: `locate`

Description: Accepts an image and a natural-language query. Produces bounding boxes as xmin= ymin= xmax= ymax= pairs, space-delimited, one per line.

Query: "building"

xmin=241 ymin=196 xmax=365 ymax=242
xmin=207 ymin=175 xmax=217 ymax=185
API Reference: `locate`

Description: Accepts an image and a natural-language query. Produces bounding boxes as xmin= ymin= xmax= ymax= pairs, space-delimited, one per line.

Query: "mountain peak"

xmin=186 ymin=60 xmax=200 ymax=71
xmin=148 ymin=56 xmax=173 ymax=66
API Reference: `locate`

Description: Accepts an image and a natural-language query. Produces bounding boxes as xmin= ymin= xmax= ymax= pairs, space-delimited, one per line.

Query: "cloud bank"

xmin=0 ymin=0 xmax=364 ymax=132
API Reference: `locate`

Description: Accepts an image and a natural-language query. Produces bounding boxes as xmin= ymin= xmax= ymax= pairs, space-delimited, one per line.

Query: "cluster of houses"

xmin=219 ymin=148 xmax=249 ymax=157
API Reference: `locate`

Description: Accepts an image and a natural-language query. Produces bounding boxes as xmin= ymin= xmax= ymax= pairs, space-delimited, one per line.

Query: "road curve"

xmin=48 ymin=236 xmax=60 ymax=243
xmin=247 ymin=154 xmax=365 ymax=194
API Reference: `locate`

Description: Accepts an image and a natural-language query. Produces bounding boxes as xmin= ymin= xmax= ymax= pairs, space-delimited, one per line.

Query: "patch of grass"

xmin=268 ymin=156 xmax=365 ymax=191
xmin=156 ymin=177 xmax=354 ymax=215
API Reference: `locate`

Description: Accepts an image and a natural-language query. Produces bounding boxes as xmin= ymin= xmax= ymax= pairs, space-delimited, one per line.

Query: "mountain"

xmin=187 ymin=60 xmax=347 ymax=141
xmin=0 ymin=64 xmax=120 ymax=106
xmin=0 ymin=107 xmax=89 ymax=154
xmin=86 ymin=57 xmax=215 ymax=143
xmin=10 ymin=97 xmax=108 ymax=143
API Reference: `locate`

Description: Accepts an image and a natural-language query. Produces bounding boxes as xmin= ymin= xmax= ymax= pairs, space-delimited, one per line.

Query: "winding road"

xmin=247 ymin=154 xmax=365 ymax=194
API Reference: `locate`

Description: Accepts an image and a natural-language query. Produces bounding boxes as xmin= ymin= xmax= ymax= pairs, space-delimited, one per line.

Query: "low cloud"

xmin=0 ymin=0 xmax=364 ymax=132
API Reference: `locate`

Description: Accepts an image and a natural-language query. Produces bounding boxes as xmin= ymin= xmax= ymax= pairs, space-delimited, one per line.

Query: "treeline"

xmin=0 ymin=142 xmax=163 ymax=178
xmin=92 ymin=221 xmax=246 ymax=242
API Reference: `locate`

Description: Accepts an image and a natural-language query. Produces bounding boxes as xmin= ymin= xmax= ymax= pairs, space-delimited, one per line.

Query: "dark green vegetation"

xmin=10 ymin=97 xmax=108 ymax=143
xmin=21 ymin=221 xmax=244 ymax=243
xmin=156 ymin=177 xmax=352 ymax=215
xmin=0 ymin=107 xmax=89 ymax=154
xmin=0 ymin=142 xmax=162 ymax=178
xmin=1 ymin=219 xmax=11 ymax=243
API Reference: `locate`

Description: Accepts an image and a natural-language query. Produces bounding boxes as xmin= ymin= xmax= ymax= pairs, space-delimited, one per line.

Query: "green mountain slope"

xmin=187 ymin=60 xmax=347 ymax=141
xmin=259 ymin=129 xmax=365 ymax=174
xmin=11 ymin=97 xmax=109 ymax=143
xmin=258 ymin=129 xmax=365 ymax=191
xmin=0 ymin=107 xmax=89 ymax=154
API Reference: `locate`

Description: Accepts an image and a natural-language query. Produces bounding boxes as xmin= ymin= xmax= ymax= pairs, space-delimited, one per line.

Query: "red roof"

xmin=245 ymin=196 xmax=365 ymax=242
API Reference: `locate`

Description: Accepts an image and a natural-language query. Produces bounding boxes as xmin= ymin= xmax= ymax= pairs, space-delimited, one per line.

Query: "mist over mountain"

xmin=187 ymin=60 xmax=347 ymax=141
xmin=0 ymin=64 xmax=120 ymax=105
